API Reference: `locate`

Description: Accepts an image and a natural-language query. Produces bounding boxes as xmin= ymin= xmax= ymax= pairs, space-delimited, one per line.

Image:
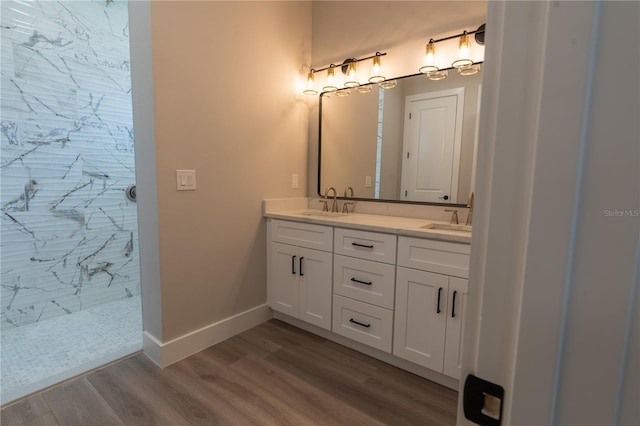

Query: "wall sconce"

xmin=303 ymin=70 xmax=318 ymax=96
xmin=322 ymin=65 xmax=338 ymax=92
xmin=419 ymin=39 xmax=439 ymax=74
xmin=369 ymin=52 xmax=385 ymax=83
xmin=343 ymin=59 xmax=360 ymax=88
xmin=452 ymin=31 xmax=473 ymax=69
xmin=418 ymin=24 xmax=485 ymax=78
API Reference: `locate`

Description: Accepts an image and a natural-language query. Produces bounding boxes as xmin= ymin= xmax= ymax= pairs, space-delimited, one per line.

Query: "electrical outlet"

xmin=365 ymin=176 xmax=372 ymax=188
xmin=292 ymin=173 xmax=299 ymax=189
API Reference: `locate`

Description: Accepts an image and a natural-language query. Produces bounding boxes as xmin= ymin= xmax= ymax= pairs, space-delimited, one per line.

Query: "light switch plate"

xmin=291 ymin=173 xmax=299 ymax=189
xmin=365 ymin=175 xmax=372 ymax=188
xmin=176 ymin=170 xmax=196 ymax=191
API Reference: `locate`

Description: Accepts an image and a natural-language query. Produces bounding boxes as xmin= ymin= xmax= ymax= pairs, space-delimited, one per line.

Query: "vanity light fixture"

xmin=417 ymin=24 xmax=485 ymax=78
xmin=303 ymin=70 xmax=318 ymax=96
xmin=322 ymin=65 xmax=339 ymax=92
xmin=419 ymin=39 xmax=439 ymax=74
xmin=368 ymin=52 xmax=385 ymax=83
xmin=301 ymin=52 xmax=387 ymax=96
xmin=343 ymin=60 xmax=360 ymax=88
xmin=452 ymin=31 xmax=473 ymax=69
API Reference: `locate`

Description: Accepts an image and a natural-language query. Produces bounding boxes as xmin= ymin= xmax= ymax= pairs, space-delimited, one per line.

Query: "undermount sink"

xmin=422 ymin=223 xmax=472 ymax=232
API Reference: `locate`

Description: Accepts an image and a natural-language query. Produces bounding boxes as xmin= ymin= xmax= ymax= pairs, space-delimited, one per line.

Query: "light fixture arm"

xmin=310 ymin=52 xmax=388 ymax=75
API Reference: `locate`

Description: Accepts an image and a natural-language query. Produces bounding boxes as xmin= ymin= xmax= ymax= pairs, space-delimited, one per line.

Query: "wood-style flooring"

xmin=1 ymin=319 xmax=458 ymax=426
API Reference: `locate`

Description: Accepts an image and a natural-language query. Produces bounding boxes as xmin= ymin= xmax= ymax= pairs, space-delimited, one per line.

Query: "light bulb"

xmin=303 ymin=70 xmax=318 ymax=95
xmin=322 ymin=65 xmax=338 ymax=92
xmin=452 ymin=32 xmax=473 ymax=69
xmin=369 ymin=53 xmax=385 ymax=83
xmin=344 ymin=61 xmax=359 ymax=88
xmin=419 ymin=40 xmax=439 ymax=74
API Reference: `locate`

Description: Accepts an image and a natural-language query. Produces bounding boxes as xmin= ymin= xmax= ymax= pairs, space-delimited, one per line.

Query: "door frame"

xmin=460 ymin=1 xmax=639 ymax=424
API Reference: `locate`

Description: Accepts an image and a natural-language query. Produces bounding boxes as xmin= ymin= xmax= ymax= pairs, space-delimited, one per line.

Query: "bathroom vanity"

xmin=264 ymin=200 xmax=471 ymax=389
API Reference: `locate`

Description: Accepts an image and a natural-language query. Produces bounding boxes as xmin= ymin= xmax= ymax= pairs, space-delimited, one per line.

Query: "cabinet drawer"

xmin=270 ymin=219 xmax=333 ymax=252
xmin=333 ymin=255 xmax=395 ymax=309
xmin=397 ymin=237 xmax=470 ymax=278
xmin=332 ymin=295 xmax=393 ymax=353
xmin=334 ymin=228 xmax=397 ymax=264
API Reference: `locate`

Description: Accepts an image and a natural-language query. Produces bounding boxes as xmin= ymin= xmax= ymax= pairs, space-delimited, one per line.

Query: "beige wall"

xmin=134 ymin=1 xmax=311 ymax=342
xmin=131 ymin=0 xmax=486 ymax=345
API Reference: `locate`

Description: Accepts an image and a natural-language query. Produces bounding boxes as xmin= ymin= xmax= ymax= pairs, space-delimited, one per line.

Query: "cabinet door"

xmin=443 ymin=277 xmax=469 ymax=378
xmin=394 ymin=267 xmax=448 ymax=371
xmin=269 ymin=242 xmax=299 ymax=317
xmin=298 ymin=247 xmax=333 ymax=330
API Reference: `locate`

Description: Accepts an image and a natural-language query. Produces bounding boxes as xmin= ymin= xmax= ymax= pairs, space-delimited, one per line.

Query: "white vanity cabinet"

xmin=393 ymin=236 xmax=470 ymax=379
xmin=265 ymin=211 xmax=472 ymax=387
xmin=268 ymin=220 xmax=333 ymax=330
xmin=331 ymin=228 xmax=397 ymax=353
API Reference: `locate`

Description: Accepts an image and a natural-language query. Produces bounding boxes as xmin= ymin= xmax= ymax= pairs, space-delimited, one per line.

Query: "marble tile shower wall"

xmin=0 ymin=0 xmax=140 ymax=330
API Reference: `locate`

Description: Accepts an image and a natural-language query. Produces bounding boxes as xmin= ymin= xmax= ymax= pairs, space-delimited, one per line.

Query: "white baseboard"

xmin=143 ymin=304 xmax=272 ymax=368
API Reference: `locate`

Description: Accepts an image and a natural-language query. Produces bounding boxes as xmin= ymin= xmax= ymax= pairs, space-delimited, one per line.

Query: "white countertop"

xmin=264 ymin=209 xmax=472 ymax=244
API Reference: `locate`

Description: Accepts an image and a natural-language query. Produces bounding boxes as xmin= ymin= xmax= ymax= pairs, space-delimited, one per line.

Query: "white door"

xmin=443 ymin=277 xmax=468 ymax=379
xmin=400 ymin=88 xmax=464 ymax=203
xmin=269 ymin=242 xmax=299 ymax=318
xmin=393 ymin=267 xmax=448 ymax=371
xmin=298 ymin=247 xmax=332 ymax=330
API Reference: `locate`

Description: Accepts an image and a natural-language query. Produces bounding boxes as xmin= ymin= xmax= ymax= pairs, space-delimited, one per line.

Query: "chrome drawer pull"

xmin=349 ymin=318 xmax=371 ymax=328
xmin=350 ymin=277 xmax=372 ymax=286
xmin=352 ymin=242 xmax=374 ymax=249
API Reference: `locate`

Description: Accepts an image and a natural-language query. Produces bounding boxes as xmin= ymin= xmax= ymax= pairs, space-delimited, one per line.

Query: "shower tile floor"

xmin=0 ymin=296 xmax=142 ymax=406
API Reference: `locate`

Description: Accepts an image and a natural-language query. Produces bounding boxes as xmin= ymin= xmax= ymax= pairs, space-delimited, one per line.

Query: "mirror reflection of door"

xmin=400 ymin=88 xmax=464 ymax=203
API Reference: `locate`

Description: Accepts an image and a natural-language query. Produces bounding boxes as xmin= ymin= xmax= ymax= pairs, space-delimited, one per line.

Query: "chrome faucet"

xmin=324 ymin=187 xmax=339 ymax=213
xmin=342 ymin=186 xmax=354 ymax=213
xmin=466 ymin=191 xmax=474 ymax=226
